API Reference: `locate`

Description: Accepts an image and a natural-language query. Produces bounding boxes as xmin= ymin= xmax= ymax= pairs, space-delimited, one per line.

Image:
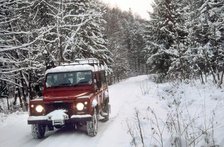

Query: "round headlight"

xmin=76 ymin=103 xmax=84 ymax=111
xmin=35 ymin=105 xmax=44 ymax=113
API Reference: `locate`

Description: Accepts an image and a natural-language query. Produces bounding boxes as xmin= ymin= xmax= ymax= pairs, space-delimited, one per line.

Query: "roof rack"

xmin=74 ymin=58 xmax=100 ymax=66
xmin=61 ymin=58 xmax=105 ymax=72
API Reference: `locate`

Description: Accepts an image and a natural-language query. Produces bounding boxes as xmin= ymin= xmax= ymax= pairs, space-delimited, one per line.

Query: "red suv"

xmin=28 ymin=58 xmax=110 ymax=138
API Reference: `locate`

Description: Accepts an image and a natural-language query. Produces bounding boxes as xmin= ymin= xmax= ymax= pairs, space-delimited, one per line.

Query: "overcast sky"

xmin=100 ymin=0 xmax=153 ymax=20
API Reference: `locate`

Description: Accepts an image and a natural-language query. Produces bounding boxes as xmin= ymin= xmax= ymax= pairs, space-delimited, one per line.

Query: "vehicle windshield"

xmin=46 ymin=71 xmax=92 ymax=88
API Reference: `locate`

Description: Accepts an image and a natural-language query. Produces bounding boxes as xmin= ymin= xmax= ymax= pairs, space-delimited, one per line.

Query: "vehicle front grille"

xmin=52 ymin=102 xmax=69 ymax=109
xmin=45 ymin=102 xmax=73 ymax=116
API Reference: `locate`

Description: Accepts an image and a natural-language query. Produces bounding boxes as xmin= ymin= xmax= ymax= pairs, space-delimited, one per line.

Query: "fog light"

xmin=76 ymin=103 xmax=84 ymax=111
xmin=35 ymin=105 xmax=44 ymax=113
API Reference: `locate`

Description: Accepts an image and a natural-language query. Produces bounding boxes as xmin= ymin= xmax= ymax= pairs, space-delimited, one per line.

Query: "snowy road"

xmin=1 ymin=76 xmax=224 ymax=146
xmin=0 ymin=76 xmax=157 ymax=147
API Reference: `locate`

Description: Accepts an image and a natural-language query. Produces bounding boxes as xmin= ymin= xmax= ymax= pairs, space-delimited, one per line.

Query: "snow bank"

xmin=47 ymin=110 xmax=68 ymax=120
xmin=135 ymin=79 xmax=224 ymax=146
xmin=0 ymin=113 xmax=7 ymax=126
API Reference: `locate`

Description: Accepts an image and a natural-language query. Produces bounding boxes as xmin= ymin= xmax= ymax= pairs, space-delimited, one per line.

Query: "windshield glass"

xmin=46 ymin=71 xmax=92 ymax=88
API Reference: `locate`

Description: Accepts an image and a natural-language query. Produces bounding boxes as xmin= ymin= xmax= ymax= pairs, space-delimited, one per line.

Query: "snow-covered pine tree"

xmin=189 ymin=0 xmax=224 ymax=85
xmin=122 ymin=10 xmax=146 ymax=76
xmin=144 ymin=0 xmax=189 ymax=80
xmin=128 ymin=19 xmax=147 ymax=75
xmin=103 ymin=7 xmax=147 ymax=81
xmin=103 ymin=7 xmax=130 ymax=81
xmin=166 ymin=0 xmax=190 ymax=79
xmin=144 ymin=0 xmax=176 ymax=77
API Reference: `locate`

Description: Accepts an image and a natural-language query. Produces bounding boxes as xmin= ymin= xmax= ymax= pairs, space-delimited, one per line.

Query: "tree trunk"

xmin=20 ymin=71 xmax=27 ymax=110
xmin=18 ymin=87 xmax=23 ymax=108
xmin=7 ymin=96 xmax=10 ymax=110
xmin=200 ymin=71 xmax=205 ymax=84
xmin=218 ymin=71 xmax=224 ymax=88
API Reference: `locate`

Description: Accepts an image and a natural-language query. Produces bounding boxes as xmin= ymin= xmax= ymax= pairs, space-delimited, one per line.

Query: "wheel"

xmin=31 ymin=124 xmax=46 ymax=139
xmin=47 ymin=125 xmax=54 ymax=131
xmin=103 ymin=103 xmax=110 ymax=121
xmin=101 ymin=101 xmax=110 ymax=122
xmin=87 ymin=108 xmax=98 ymax=137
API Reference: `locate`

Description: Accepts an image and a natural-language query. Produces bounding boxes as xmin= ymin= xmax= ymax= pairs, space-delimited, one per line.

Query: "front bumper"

xmin=28 ymin=114 xmax=92 ymax=125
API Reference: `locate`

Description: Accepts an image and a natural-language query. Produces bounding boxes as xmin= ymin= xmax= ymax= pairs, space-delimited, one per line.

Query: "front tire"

xmin=103 ymin=102 xmax=110 ymax=121
xmin=100 ymin=100 xmax=110 ymax=122
xmin=31 ymin=124 xmax=46 ymax=139
xmin=87 ymin=109 xmax=98 ymax=137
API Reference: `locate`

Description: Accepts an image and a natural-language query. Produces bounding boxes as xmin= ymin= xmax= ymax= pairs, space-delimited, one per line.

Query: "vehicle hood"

xmin=43 ymin=87 xmax=93 ymax=102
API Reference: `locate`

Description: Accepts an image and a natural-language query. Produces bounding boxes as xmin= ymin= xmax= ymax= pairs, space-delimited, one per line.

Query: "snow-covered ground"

xmin=0 ymin=75 xmax=224 ymax=147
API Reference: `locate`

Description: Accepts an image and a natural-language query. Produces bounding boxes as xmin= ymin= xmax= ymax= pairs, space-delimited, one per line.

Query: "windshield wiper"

xmin=47 ymin=83 xmax=71 ymax=88
xmin=58 ymin=83 xmax=71 ymax=86
xmin=71 ymin=83 xmax=79 ymax=87
xmin=47 ymin=83 xmax=86 ymax=88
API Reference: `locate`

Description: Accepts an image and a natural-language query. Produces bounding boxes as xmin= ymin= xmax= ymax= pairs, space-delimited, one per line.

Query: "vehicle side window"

xmin=94 ymin=72 xmax=102 ymax=89
xmin=46 ymin=75 xmax=55 ymax=87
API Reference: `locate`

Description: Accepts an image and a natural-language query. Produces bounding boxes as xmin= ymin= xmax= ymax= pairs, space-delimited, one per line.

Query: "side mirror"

xmin=94 ymin=79 xmax=101 ymax=90
xmin=97 ymin=81 xmax=102 ymax=89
